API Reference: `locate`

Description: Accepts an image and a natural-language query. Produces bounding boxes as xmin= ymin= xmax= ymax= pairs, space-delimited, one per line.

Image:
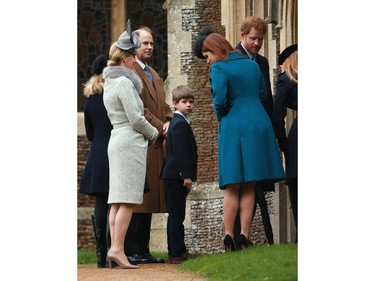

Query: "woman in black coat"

xmin=79 ymin=54 xmax=112 ymax=267
xmin=274 ymin=44 xmax=298 ymax=238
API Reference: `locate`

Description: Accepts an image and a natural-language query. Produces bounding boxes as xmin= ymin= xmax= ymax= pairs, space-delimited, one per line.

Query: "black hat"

xmin=90 ymin=54 xmax=109 ymax=76
xmin=278 ymin=44 xmax=297 ymax=65
xmin=194 ymin=27 xmax=215 ymax=59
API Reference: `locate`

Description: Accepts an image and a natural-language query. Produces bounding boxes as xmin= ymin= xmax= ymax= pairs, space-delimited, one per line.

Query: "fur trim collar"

xmin=103 ymin=66 xmax=143 ymax=95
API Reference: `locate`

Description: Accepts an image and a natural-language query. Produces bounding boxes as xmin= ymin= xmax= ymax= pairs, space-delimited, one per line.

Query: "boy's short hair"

xmin=172 ymin=85 xmax=194 ymax=103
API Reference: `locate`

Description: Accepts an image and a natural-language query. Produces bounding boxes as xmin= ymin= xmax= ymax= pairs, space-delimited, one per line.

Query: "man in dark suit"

xmin=160 ymin=85 xmax=199 ymax=264
xmin=233 ymin=16 xmax=275 ymax=246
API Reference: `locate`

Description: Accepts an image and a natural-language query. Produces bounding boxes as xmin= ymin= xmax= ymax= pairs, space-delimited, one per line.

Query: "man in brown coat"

xmin=125 ymin=26 xmax=173 ymax=264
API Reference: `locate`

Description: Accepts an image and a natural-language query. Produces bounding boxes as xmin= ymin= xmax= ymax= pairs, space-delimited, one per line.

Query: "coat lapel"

xmin=133 ymin=63 xmax=158 ymax=104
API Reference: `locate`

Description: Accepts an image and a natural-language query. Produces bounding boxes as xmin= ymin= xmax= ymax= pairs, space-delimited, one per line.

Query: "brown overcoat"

xmin=133 ymin=63 xmax=173 ymax=213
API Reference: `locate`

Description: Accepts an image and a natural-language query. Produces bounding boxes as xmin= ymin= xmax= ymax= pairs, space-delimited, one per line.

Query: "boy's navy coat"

xmin=160 ymin=113 xmax=197 ymax=181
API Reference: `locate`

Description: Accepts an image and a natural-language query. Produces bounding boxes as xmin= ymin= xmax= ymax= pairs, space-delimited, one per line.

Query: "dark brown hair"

xmin=134 ymin=26 xmax=153 ymax=37
xmin=172 ymin=85 xmax=194 ymax=103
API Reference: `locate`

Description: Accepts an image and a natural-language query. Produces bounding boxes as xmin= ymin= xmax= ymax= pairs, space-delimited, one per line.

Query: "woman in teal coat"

xmin=195 ymin=30 xmax=285 ymax=251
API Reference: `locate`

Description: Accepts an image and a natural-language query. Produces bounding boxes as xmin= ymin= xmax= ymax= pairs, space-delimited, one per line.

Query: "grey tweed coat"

xmin=103 ymin=66 xmax=159 ymax=204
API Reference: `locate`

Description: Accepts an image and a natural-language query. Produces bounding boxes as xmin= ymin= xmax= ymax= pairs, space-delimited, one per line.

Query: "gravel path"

xmin=78 ymin=264 xmax=207 ymax=281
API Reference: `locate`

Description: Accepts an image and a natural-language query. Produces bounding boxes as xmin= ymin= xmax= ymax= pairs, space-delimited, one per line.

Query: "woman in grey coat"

xmin=103 ymin=21 xmax=159 ymax=269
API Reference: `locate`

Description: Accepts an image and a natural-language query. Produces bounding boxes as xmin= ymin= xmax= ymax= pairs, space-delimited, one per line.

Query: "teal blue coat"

xmin=210 ymin=52 xmax=285 ymax=189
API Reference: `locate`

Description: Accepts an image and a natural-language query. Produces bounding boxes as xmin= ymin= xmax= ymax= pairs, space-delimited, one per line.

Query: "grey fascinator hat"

xmin=115 ymin=19 xmax=141 ymax=54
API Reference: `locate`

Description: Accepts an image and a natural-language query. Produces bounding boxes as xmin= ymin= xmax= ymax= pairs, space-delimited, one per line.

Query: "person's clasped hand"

xmin=161 ymin=121 xmax=170 ymax=137
xmin=183 ymin=178 xmax=193 ymax=192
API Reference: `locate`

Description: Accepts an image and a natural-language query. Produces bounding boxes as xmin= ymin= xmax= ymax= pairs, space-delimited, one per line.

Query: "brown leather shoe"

xmin=168 ymin=251 xmax=200 ymax=264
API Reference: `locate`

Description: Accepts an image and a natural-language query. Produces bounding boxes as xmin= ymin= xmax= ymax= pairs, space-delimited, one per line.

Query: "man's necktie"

xmin=145 ymin=66 xmax=153 ymax=83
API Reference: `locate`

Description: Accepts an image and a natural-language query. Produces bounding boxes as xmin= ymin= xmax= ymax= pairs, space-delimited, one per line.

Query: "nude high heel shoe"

xmin=107 ymin=250 xmax=139 ymax=269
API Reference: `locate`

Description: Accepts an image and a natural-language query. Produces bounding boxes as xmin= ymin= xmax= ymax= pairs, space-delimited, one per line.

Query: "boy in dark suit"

xmin=160 ymin=85 xmax=198 ymax=264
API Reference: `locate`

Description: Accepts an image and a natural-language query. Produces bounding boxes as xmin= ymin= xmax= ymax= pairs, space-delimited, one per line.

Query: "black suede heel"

xmin=224 ymin=234 xmax=236 ymax=252
xmin=238 ymin=234 xmax=249 ymax=250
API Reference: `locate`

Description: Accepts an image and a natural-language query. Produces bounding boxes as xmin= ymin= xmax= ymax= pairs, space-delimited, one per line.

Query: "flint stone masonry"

xmin=77 ymin=178 xmax=276 ymax=252
xmin=185 ymin=183 xmax=224 ymax=253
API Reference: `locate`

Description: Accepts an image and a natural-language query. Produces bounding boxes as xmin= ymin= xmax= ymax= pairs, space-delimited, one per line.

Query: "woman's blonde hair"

xmin=108 ymin=42 xmax=135 ymax=66
xmin=283 ymin=50 xmax=298 ymax=83
xmin=83 ymin=74 xmax=104 ymax=97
